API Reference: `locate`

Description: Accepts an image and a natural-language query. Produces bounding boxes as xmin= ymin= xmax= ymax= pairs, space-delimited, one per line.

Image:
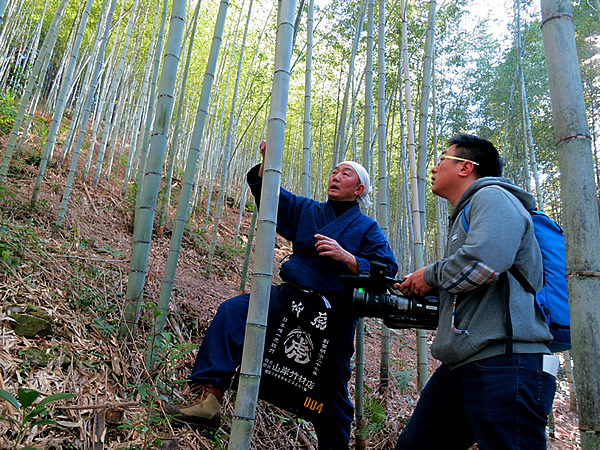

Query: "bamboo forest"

xmin=0 ymin=0 xmax=599 ymax=447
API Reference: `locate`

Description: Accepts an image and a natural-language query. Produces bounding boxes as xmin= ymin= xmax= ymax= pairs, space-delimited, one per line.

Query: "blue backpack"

xmin=461 ymin=203 xmax=571 ymax=353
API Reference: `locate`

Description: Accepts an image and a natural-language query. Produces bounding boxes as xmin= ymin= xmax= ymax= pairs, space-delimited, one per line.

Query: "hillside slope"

xmin=0 ymin=134 xmax=580 ymax=448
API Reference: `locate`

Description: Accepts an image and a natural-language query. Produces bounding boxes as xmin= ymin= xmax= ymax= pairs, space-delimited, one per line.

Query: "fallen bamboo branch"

xmin=57 ymin=401 xmax=139 ymax=411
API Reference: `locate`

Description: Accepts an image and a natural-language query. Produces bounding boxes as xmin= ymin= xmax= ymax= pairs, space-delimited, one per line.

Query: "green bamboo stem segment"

xmin=144 ymin=0 xmax=230 ymax=365
xmin=92 ymin=0 xmax=141 ymax=188
xmin=56 ymin=0 xmax=119 ymax=229
xmin=122 ymin=0 xmax=161 ymax=196
xmin=240 ymin=208 xmax=258 ymax=292
xmin=540 ymin=0 xmax=600 ymax=447
xmin=356 ymin=0 xmax=374 ymax=441
xmin=119 ymin=0 xmax=186 ymax=341
xmin=31 ymin=0 xmax=94 ymax=203
xmin=0 ymin=0 xmax=8 ymax=24
xmin=515 ymin=0 xmax=543 ymax=210
xmin=229 ymin=0 xmax=297 ymax=446
xmin=0 ymin=0 xmax=69 ymax=183
xmin=134 ymin=0 xmax=169 ymax=201
xmin=158 ymin=0 xmax=204 ymax=229
xmin=401 ymin=0 xmax=427 ymax=390
xmin=333 ymin=0 xmax=367 ymax=165
xmin=301 ymin=0 xmax=314 ymax=198
xmin=206 ymin=0 xmax=253 ymax=275
xmin=376 ymin=0 xmax=392 ymax=394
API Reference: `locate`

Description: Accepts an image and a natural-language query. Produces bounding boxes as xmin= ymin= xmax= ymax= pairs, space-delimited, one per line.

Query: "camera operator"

xmin=165 ymin=140 xmax=397 ymax=449
xmin=394 ymin=134 xmax=555 ymax=449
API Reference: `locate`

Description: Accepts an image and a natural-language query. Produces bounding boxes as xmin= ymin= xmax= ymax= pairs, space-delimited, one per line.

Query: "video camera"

xmin=342 ymin=261 xmax=439 ymax=330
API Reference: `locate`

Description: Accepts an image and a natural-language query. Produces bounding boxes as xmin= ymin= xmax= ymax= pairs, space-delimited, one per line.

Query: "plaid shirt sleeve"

xmin=442 ymin=261 xmax=499 ymax=294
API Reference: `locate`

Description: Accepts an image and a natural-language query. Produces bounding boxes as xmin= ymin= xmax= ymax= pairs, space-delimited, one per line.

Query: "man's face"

xmin=327 ymin=163 xmax=364 ymax=202
xmin=431 ymin=144 xmax=465 ymax=200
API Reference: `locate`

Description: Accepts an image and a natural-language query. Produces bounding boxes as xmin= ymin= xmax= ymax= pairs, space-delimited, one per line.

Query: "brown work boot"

xmin=163 ymin=383 xmax=223 ymax=430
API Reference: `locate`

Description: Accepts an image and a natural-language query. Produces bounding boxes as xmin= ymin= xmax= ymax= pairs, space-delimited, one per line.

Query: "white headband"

xmin=336 ymin=160 xmax=371 ymax=209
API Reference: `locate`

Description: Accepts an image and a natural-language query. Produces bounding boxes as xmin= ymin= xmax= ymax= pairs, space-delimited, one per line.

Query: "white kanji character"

xmin=311 ymin=312 xmax=328 ymax=330
xmin=284 ymin=328 xmax=313 ymax=364
xmin=291 ymin=301 xmax=305 ymax=318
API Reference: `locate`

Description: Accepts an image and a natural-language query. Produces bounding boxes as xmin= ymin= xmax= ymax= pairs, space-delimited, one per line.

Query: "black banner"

xmin=259 ymin=284 xmax=335 ymax=421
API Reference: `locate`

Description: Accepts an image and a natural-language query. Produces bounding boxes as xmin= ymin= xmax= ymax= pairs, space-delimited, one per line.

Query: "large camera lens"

xmin=352 ymin=289 xmax=410 ymax=316
xmin=384 ymin=295 xmax=439 ymax=330
xmin=352 ymin=288 xmax=439 ymax=330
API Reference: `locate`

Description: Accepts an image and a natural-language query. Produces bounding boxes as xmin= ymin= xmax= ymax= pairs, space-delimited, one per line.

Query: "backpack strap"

xmin=461 ymin=202 xmax=470 ymax=232
xmin=500 ymin=272 xmax=513 ymax=356
xmin=508 ymin=267 xmax=536 ymax=295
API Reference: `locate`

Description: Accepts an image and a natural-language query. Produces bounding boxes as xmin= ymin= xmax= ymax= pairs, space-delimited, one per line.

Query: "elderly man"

xmin=166 ymin=141 xmax=397 ymax=449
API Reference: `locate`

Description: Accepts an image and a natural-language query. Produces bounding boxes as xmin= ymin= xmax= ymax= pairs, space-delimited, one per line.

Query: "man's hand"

xmin=394 ymin=267 xmax=433 ymax=297
xmin=314 ymin=233 xmax=359 ymax=274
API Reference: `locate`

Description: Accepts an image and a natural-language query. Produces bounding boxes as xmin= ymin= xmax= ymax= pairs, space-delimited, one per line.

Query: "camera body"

xmin=342 ymin=261 xmax=439 ymax=330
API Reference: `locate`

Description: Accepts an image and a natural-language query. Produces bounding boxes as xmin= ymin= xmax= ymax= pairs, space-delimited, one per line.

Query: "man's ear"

xmin=355 ymin=184 xmax=365 ymax=197
xmin=458 ymin=162 xmax=476 ymax=178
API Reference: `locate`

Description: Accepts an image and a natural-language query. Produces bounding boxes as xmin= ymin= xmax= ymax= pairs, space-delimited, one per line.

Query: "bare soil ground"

xmin=0 ymin=133 xmax=581 ymax=448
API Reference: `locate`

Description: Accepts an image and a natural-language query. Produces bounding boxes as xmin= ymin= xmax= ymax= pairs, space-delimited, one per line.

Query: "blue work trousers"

xmin=395 ymin=353 xmax=556 ymax=450
xmin=190 ymin=286 xmax=354 ymax=449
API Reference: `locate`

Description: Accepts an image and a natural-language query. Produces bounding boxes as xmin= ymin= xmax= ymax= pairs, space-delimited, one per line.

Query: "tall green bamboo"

xmin=300 ymin=0 xmax=314 ymax=198
xmin=58 ymin=0 xmax=111 ymax=169
xmin=417 ymin=0 xmax=437 ymax=231
xmin=431 ymin=59 xmax=446 ymax=259
xmin=80 ymin=4 xmax=121 ymax=178
xmin=416 ymin=0 xmax=438 ymax=388
xmin=229 ymin=0 xmax=297 ymax=446
xmin=355 ymin=1 xmax=374 ymax=445
xmin=235 ymin=114 xmax=266 ymax=244
xmin=20 ymin=0 xmax=48 ymax=91
xmin=0 ymin=0 xmax=69 ymax=183
xmin=56 ymin=0 xmax=118 ymax=229
xmin=391 ymin=55 xmax=406 ymax=256
xmin=31 ymin=0 xmax=95 ymax=203
xmin=105 ymin=82 xmax=134 ymax=181
xmin=201 ymin=24 xmax=237 ymax=233
xmin=122 ymin=91 xmax=146 ymax=195
xmin=14 ymin=45 xmax=52 ymax=154
xmin=143 ymin=0 xmax=230 ymax=364
xmin=376 ymin=0 xmax=392 ymax=395
xmin=206 ymin=0 xmax=253 ymax=275
xmin=64 ymin=0 xmax=119 ymax=173
xmin=0 ymin=2 xmax=22 ymax=86
xmin=516 ymin=0 xmax=544 ymax=209
xmin=119 ymin=0 xmax=186 ymax=341
xmin=350 ymin=75 xmax=358 ymax=161
xmin=229 ymin=6 xmax=273 ymax=150
xmin=363 ymin=0 xmax=374 ymax=170
xmin=333 ymin=0 xmax=367 ymax=165
xmin=1 ymin=1 xmax=29 ymax=65
xmin=401 ymin=0 xmax=428 ymax=390
xmin=92 ymin=0 xmax=141 ymax=187
xmin=44 ymin=1 xmax=80 ymax=115
xmin=158 ymin=0 xmax=204 ymax=229
xmin=0 ymin=0 xmax=7 ymax=26
xmin=239 ymin=208 xmax=258 ymax=291
xmin=135 ymin=0 xmax=169 ymax=200
xmin=540 ymin=1 xmax=600 ymax=448
xmin=90 ymin=3 xmax=128 ymax=177
xmin=122 ymin=0 xmax=161 ymax=195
